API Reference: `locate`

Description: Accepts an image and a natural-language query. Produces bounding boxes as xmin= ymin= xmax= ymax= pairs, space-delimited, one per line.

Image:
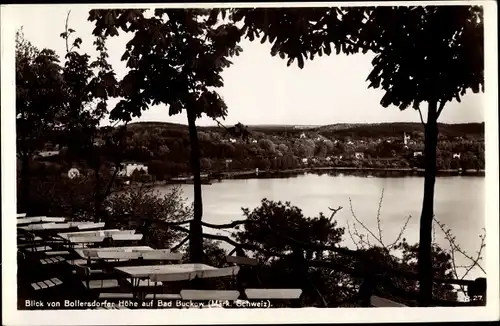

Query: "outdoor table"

xmin=77 ymin=222 xmax=105 ymax=230
xmin=39 ymin=223 xmax=73 ymax=230
xmin=96 ymin=250 xmax=182 ymax=262
xmin=58 ymin=229 xmax=121 ymax=240
xmin=68 ymin=235 xmax=105 ymax=246
xmin=74 ymin=246 xmax=153 ymax=260
xmin=114 ymin=264 xmax=240 ymax=300
xmin=16 ymin=216 xmax=66 ymax=225
xmin=17 ymin=216 xmax=46 ymax=225
xmin=18 ymin=223 xmax=56 ymax=231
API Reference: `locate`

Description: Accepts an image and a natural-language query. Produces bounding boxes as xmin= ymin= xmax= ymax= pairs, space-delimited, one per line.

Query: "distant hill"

xmin=314 ymin=122 xmax=485 ymax=138
xmin=126 ymin=121 xmax=484 ymax=138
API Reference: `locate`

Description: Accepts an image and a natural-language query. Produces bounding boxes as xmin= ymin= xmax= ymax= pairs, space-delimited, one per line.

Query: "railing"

xmin=111 ymin=214 xmax=487 ymax=307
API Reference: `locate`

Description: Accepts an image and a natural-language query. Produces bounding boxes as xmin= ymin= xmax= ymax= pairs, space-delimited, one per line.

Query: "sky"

xmin=11 ymin=5 xmax=486 ymax=127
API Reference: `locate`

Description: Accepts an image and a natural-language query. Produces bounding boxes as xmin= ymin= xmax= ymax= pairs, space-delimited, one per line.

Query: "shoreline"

xmin=126 ymin=166 xmax=485 ymax=188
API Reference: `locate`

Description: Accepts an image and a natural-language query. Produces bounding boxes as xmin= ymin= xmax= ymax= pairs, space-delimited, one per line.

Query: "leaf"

xmin=297 ymin=54 xmax=304 ymax=69
xmin=73 ymin=38 xmax=82 ymax=49
xmin=324 ymin=42 xmax=332 ymax=55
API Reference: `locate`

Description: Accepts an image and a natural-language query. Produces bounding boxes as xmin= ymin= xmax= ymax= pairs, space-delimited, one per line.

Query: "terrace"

xmin=16 ymin=211 xmax=487 ymax=309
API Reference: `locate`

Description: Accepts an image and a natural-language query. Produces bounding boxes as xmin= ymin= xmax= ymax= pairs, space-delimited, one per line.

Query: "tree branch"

xmin=64 ymin=10 xmax=71 ymax=53
xmin=375 ymin=189 xmax=384 ymax=244
xmin=436 ymin=100 xmax=446 ymax=120
xmin=348 ymin=197 xmax=387 ymax=250
xmin=328 ymin=206 xmax=343 ymax=222
xmin=417 ymin=106 xmax=426 ymax=126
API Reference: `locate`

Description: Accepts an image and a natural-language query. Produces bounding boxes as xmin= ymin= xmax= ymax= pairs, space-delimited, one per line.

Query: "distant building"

xmin=37 ymin=150 xmax=60 ymax=158
xmin=413 ymin=151 xmax=423 ymax=157
xmin=251 ymin=139 xmax=258 ymax=144
xmin=300 ymin=133 xmax=307 ymax=139
xmin=453 ymin=153 xmax=461 ymax=159
xmin=67 ymin=168 xmax=80 ymax=179
xmin=229 ymin=138 xmax=237 ymax=143
xmin=325 ymin=157 xmax=332 ymax=162
xmin=302 ymin=158 xmax=308 ymax=164
xmin=355 ymin=152 xmax=364 ymax=160
xmin=404 ymin=132 xmax=411 ymax=146
xmin=118 ymin=163 xmax=148 ymax=177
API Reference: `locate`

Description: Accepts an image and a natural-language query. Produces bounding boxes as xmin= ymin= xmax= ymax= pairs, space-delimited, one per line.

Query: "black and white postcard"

xmin=1 ymin=1 xmax=498 ymax=325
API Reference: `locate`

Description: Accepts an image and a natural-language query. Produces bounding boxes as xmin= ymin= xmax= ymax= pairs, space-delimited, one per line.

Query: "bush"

xmin=104 ymin=185 xmax=192 ymax=249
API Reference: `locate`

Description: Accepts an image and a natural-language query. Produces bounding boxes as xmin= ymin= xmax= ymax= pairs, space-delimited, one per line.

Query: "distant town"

xmin=29 ymin=122 xmax=485 ymax=184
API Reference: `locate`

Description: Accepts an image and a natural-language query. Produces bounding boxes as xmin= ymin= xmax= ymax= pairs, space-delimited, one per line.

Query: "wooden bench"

xmin=63 ymin=244 xmax=88 ymax=249
xmin=19 ymin=236 xmax=43 ymax=242
xmin=111 ymin=234 xmax=143 ymax=241
xmin=69 ymin=236 xmax=105 ymax=244
xmin=370 ymin=295 xmax=407 ymax=307
xmin=140 ymin=251 xmax=182 ymax=261
xmin=124 ymin=278 xmax=163 ymax=287
xmin=180 ymin=290 xmax=240 ymax=301
xmin=145 ymin=293 xmax=182 ymax=300
xmin=25 ymin=246 xmax=52 ymax=253
xmin=31 ymin=278 xmax=63 ymax=290
xmin=45 ymin=250 xmax=71 ymax=256
xmin=40 ymin=256 xmax=66 ymax=264
xmin=82 ymin=279 xmax=120 ymax=290
xmin=98 ymin=293 xmax=135 ymax=299
xmin=77 ymin=222 xmax=105 ymax=230
xmin=98 ymin=292 xmax=183 ymax=301
xmin=198 ymin=266 xmax=240 ymax=279
xmin=73 ymin=264 xmax=105 ymax=276
xmin=67 ymin=259 xmax=88 ymax=266
xmin=97 ymin=250 xmax=182 ymax=261
xmin=244 ymin=288 xmax=302 ymax=299
xmin=96 ymin=251 xmax=142 ymax=260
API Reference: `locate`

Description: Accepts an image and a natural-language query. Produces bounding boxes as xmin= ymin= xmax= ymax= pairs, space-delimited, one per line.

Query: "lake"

xmin=154 ymin=173 xmax=486 ymax=280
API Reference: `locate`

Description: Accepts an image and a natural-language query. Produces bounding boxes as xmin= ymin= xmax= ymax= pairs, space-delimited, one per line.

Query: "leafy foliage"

xmin=105 ymin=185 xmax=191 ymax=249
xmin=88 ymin=9 xmax=243 ymax=122
xmin=232 ymin=6 xmax=484 ymax=111
xmin=236 ymin=199 xmax=345 ymax=257
xmin=16 ymin=29 xmax=65 ymax=157
xmin=229 ymin=199 xmax=460 ymax=307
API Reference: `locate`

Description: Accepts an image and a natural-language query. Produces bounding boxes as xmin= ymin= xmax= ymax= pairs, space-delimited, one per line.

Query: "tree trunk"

xmin=187 ymin=109 xmax=204 ymax=263
xmin=418 ymin=100 xmax=439 ymax=306
xmin=92 ymin=154 xmax=102 ymax=222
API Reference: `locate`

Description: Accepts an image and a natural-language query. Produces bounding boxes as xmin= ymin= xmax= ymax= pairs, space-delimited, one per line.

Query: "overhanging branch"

xmin=436 ymin=100 xmax=446 ymax=120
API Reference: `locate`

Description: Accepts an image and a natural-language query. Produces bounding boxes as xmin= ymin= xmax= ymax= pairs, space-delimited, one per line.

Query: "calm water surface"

xmin=154 ymin=174 xmax=486 ymax=279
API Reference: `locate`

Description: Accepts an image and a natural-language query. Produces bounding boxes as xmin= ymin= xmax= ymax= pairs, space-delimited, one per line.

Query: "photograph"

xmin=1 ymin=1 xmax=498 ymax=325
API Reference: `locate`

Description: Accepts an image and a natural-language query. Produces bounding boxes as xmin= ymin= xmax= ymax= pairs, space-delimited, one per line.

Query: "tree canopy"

xmin=88 ymin=9 xmax=243 ymax=123
xmin=16 ymin=29 xmax=65 ymax=157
